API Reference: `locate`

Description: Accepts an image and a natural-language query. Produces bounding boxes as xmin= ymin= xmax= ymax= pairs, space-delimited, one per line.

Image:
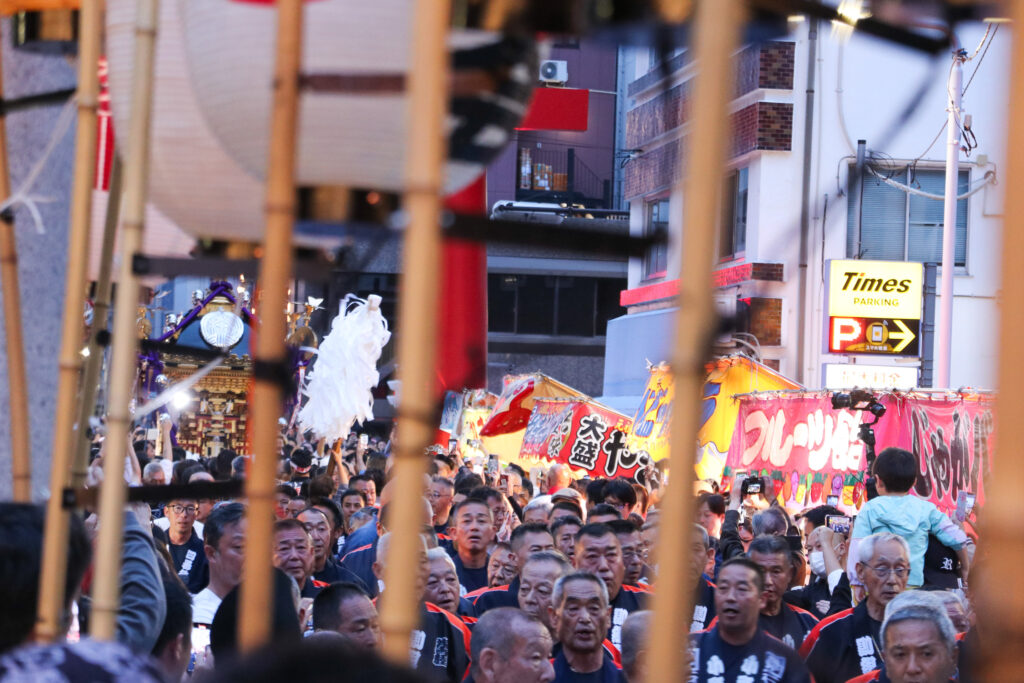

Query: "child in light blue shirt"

xmin=849 ymin=447 xmax=969 ymax=587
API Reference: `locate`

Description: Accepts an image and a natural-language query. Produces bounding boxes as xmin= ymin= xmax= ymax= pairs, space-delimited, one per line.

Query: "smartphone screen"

xmin=825 ymin=515 xmax=852 ymax=534
xmin=189 ymin=625 xmax=211 ymax=674
xmin=826 ymin=495 xmax=840 ymax=507
xmin=955 ymin=491 xmax=976 ymax=522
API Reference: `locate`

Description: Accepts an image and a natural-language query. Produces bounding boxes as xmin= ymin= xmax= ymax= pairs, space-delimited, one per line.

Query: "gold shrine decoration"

xmin=0 ymin=1 xmax=78 ymax=14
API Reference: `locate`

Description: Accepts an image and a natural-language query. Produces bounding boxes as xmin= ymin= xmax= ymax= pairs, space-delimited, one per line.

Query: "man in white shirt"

xmin=191 ymin=502 xmax=246 ymax=624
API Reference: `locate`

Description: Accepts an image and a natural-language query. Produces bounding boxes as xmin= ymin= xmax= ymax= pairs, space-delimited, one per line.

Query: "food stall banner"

xmin=521 ymin=399 xmax=640 ymax=478
xmin=480 ymin=374 xmax=587 ymax=465
xmin=726 ymin=392 xmax=995 ymax=516
xmin=480 ymin=373 xmax=585 ymax=437
xmin=625 ymin=357 xmax=801 ymax=480
xmin=625 ymin=366 xmax=674 ymax=463
xmin=697 ymin=357 xmax=802 ymax=480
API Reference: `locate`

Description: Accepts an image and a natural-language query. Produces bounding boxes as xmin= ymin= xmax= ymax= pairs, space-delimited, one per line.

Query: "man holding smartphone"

xmin=719 ymin=475 xmax=772 ymax=563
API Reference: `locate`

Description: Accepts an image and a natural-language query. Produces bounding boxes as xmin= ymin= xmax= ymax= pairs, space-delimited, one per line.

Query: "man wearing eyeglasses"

xmin=165 ymin=498 xmax=209 ymax=593
xmin=430 ymin=476 xmax=456 ymax=537
xmin=800 ymin=532 xmax=911 ymax=683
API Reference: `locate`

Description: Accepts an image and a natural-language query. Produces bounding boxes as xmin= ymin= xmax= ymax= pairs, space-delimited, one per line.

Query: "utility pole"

xmin=936 ymin=48 xmax=966 ymax=388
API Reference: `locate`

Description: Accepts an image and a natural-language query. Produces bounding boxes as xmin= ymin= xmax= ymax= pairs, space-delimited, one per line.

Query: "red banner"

xmin=726 ymin=393 xmax=994 ymax=516
xmin=520 ymin=399 xmax=575 ymax=460
xmin=521 ymin=399 xmax=641 ymax=478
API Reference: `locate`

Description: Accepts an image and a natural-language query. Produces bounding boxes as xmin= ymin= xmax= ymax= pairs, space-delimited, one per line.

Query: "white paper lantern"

xmin=179 ymin=0 xmax=535 ymax=194
xmin=87 ymin=188 xmax=195 ymax=285
xmin=105 ymin=0 xmax=266 ymax=242
xmin=105 ymin=0 xmax=533 ymax=244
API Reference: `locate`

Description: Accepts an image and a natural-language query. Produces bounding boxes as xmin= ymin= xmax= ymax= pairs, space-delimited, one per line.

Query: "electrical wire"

xmin=865 ymin=164 xmax=995 ymax=201
xmin=835 ymin=43 xmax=856 ymax=155
xmin=963 ymin=24 xmax=999 ymax=95
xmin=906 ymin=24 xmax=997 ymax=172
xmin=965 ymin=23 xmax=993 ymax=62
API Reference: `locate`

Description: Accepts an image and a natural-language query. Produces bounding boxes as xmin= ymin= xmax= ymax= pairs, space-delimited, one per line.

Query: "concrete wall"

xmin=0 ymin=19 xmax=78 ymax=500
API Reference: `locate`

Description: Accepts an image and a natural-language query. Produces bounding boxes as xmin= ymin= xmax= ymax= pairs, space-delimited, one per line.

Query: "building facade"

xmin=485 ymin=38 xmax=627 ymax=397
xmin=603 ymin=20 xmax=1008 ymax=407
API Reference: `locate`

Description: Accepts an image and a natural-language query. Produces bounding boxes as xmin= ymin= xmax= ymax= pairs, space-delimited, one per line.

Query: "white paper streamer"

xmin=298 ymin=293 xmax=391 ymax=442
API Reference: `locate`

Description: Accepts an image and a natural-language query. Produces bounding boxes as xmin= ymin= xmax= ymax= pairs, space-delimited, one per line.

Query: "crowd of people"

xmin=0 ymin=425 xmax=980 ymax=683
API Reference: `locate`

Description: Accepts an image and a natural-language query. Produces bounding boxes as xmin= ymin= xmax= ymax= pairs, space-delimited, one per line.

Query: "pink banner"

xmin=726 ymin=393 xmax=994 ymax=516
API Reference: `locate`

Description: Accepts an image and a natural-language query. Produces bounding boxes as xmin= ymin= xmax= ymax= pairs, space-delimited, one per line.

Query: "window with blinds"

xmin=847 ymin=168 xmax=968 ymax=267
xmin=720 ymin=167 xmax=748 ymax=260
xmin=643 ymin=198 xmax=669 ymax=279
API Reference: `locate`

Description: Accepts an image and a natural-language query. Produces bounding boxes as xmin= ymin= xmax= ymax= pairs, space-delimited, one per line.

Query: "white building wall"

xmin=612 ymin=21 xmax=1008 ymax=397
xmin=799 ymin=20 xmax=1009 ymax=390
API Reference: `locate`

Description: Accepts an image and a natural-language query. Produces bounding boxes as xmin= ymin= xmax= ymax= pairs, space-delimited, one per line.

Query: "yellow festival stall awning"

xmin=626 ymin=356 xmax=802 ymax=481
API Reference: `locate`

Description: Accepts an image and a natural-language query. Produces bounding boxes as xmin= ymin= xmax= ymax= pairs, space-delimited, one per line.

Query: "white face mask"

xmin=809 ymin=551 xmax=826 ymax=577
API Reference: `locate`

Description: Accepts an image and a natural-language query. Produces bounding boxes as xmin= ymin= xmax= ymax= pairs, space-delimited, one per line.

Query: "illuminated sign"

xmin=824 ymin=364 xmax=918 ymax=390
xmin=828 ymin=260 xmax=923 ymax=319
xmin=829 ymin=316 xmax=919 ymax=355
xmin=827 ymin=260 xmax=923 ymax=357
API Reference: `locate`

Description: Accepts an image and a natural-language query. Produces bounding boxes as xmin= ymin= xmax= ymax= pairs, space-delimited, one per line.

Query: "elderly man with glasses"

xmin=801 ymin=532 xmax=911 ymax=683
xmin=164 ymin=498 xmax=209 ymax=593
xmin=847 ymin=591 xmax=960 ymax=683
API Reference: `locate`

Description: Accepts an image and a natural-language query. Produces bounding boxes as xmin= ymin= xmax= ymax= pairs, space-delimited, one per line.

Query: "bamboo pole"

xmin=89 ymin=0 xmax=159 ymax=641
xmin=378 ymin=0 xmax=450 ymax=666
xmin=644 ymin=1 xmax=743 ymax=681
xmin=653 ymin=0 xmax=693 ymax=24
xmin=978 ymin=0 xmax=1024 ymax=678
xmin=0 ymin=38 xmax=31 ymax=501
xmin=72 ymin=155 xmax=123 ymax=488
xmin=35 ymin=0 xmax=103 ymax=642
xmin=237 ymin=0 xmax=303 ymax=652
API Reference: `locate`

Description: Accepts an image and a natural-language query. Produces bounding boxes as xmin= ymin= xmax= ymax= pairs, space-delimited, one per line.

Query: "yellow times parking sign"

xmin=828 ymin=260 xmax=923 ymax=320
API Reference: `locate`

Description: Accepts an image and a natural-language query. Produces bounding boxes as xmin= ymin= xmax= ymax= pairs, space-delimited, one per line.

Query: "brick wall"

xmin=624 ymin=41 xmax=795 ymax=200
xmin=759 ymin=42 xmax=795 ymax=90
xmin=750 ymin=262 xmax=784 ymax=281
xmin=626 ymin=42 xmax=795 ymax=151
xmin=623 ymin=138 xmax=682 ymax=199
xmin=756 ymin=102 xmax=794 ymax=151
xmin=730 ymin=102 xmax=793 ymax=158
xmin=734 ymin=45 xmax=760 ymax=96
xmin=625 ymin=81 xmax=690 ymax=150
xmin=626 ymin=103 xmax=793 ymax=199
xmin=749 ymin=297 xmax=782 ymax=346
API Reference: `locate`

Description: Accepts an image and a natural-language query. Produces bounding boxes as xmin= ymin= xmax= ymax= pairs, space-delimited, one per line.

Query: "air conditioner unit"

xmin=539 ymin=59 xmax=568 ymax=84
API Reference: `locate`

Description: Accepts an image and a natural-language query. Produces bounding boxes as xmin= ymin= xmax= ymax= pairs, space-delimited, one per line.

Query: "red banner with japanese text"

xmin=520 ymin=399 xmax=575 ymax=460
xmin=726 ymin=393 xmax=994 ymax=517
xmin=520 ymin=399 xmax=642 ymax=478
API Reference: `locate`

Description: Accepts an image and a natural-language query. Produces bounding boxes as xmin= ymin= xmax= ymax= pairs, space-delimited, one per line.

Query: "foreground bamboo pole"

xmin=379 ymin=0 xmax=450 ymax=665
xmin=238 ymin=0 xmax=303 ymax=652
xmin=90 ymin=0 xmax=159 ymax=640
xmin=36 ymin=0 xmax=103 ymax=641
xmin=0 ymin=38 xmax=31 ymax=501
xmin=978 ymin=0 xmax=1024 ymax=678
xmin=72 ymin=156 xmax=123 ymax=488
xmin=645 ymin=1 xmax=743 ymax=680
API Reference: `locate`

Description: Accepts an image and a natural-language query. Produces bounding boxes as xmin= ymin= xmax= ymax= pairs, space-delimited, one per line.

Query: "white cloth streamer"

xmin=298 ymin=294 xmax=391 ymax=442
